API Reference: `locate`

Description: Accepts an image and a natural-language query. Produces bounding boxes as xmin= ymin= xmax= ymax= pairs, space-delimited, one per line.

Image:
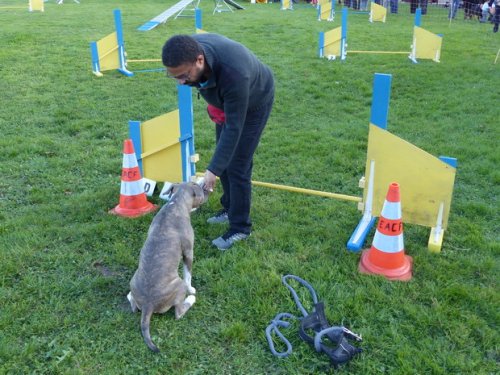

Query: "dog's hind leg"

xmin=182 ymin=241 xmax=196 ymax=295
xmin=127 ymin=292 xmax=138 ymax=313
xmin=183 ymin=263 xmax=196 ymax=295
xmin=175 ymin=295 xmax=196 ymax=320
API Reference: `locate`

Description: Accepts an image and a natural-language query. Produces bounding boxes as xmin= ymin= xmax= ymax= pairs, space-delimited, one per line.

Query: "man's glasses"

xmin=166 ymin=63 xmax=195 ymax=81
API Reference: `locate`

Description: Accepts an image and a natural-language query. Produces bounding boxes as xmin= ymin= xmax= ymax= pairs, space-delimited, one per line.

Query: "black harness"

xmin=266 ymin=275 xmax=362 ymax=367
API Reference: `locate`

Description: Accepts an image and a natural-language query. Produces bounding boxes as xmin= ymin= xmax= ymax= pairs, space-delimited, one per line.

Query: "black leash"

xmin=265 ymin=275 xmax=363 ymax=367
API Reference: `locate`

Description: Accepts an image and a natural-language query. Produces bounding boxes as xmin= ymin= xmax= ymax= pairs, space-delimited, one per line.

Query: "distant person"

xmin=162 ymin=34 xmax=275 ymax=251
xmin=410 ymin=0 xmax=428 ymax=14
xmin=481 ymin=0 xmax=491 ymax=22
xmin=448 ymin=0 xmax=460 ymax=19
xmin=489 ymin=0 xmax=499 ymax=31
xmin=390 ymin=0 xmax=398 ymax=13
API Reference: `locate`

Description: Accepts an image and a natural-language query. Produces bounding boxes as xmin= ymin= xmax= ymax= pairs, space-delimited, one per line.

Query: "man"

xmin=162 ymin=34 xmax=275 ymax=250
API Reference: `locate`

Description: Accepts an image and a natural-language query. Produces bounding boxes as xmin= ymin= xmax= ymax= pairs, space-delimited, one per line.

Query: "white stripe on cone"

xmin=120 ymin=179 xmax=146 ymax=196
xmin=380 ymin=201 xmax=401 ymax=220
xmin=372 ymin=232 xmax=405 ymax=253
xmin=123 ymin=153 xmax=139 ymax=168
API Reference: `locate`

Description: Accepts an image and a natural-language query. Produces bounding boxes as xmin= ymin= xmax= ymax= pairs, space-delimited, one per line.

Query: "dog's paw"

xmin=175 ymin=295 xmax=196 ymax=319
xmin=187 ymin=286 xmax=196 ymax=295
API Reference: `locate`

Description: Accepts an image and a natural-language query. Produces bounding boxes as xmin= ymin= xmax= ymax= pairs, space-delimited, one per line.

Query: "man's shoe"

xmin=212 ymin=231 xmax=250 ymax=250
xmin=207 ymin=210 xmax=229 ymax=224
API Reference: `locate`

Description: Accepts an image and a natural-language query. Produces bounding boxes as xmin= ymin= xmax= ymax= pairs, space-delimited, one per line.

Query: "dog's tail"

xmin=141 ymin=304 xmax=160 ymax=353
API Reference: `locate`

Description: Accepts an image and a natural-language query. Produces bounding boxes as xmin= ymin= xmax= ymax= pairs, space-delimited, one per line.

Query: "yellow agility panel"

xmin=320 ymin=2 xmax=333 ymax=21
xmin=96 ymin=32 xmax=120 ymax=72
xmin=364 ymin=124 xmax=456 ymax=229
xmin=281 ymin=0 xmax=292 ymax=9
xmin=140 ymin=111 xmax=183 ymax=183
xmin=370 ymin=2 xmax=386 ymax=22
xmin=29 ymin=0 xmax=44 ymax=12
xmin=412 ymin=26 xmax=442 ymax=62
xmin=324 ymin=27 xmax=342 ymax=57
xmin=196 ymin=28 xmax=208 ymax=34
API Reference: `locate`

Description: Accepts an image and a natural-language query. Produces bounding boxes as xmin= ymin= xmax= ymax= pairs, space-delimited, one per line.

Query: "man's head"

xmin=162 ymin=35 xmax=205 ymax=86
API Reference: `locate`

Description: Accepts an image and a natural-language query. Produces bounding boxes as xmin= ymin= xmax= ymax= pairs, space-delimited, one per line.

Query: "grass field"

xmin=0 ymin=0 xmax=498 ymax=373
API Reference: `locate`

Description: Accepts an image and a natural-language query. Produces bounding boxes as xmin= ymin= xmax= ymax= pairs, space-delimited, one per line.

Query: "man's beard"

xmin=184 ymin=67 xmax=204 ymax=87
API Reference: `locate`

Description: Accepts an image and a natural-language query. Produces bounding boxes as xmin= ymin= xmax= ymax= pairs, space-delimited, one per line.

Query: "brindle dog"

xmin=127 ymin=182 xmax=208 ymax=352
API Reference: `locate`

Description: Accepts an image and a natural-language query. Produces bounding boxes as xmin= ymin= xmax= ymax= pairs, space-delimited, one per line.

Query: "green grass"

xmin=0 ymin=0 xmax=498 ymax=373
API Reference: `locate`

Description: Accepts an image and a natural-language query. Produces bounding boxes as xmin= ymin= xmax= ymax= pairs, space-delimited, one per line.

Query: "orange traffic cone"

xmin=110 ymin=139 xmax=158 ymax=218
xmin=359 ymin=182 xmax=412 ymax=281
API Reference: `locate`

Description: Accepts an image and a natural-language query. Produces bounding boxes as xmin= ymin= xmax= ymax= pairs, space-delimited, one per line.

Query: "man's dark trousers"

xmin=215 ymin=97 xmax=274 ymax=235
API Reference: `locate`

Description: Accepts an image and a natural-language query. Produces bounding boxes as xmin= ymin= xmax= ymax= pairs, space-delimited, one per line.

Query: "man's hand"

xmin=203 ymin=170 xmax=217 ymax=192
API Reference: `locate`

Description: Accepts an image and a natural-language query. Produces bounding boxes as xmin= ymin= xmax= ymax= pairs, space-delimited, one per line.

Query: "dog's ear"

xmin=160 ymin=183 xmax=180 ymax=201
xmin=170 ymin=183 xmax=181 ymax=195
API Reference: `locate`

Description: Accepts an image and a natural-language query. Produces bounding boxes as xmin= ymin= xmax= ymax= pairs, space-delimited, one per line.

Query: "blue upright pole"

xmin=341 ymin=7 xmax=347 ymax=60
xmin=370 ymin=73 xmax=392 ymax=129
xmin=178 ymin=85 xmax=196 ymax=182
xmin=114 ymin=9 xmax=134 ymax=77
xmin=414 ymin=8 xmax=421 ymax=27
xmin=195 ymin=8 xmax=202 ymax=29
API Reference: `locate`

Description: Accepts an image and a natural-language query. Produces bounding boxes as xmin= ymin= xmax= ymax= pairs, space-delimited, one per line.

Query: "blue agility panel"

xmin=128 ymin=86 xmax=197 ymax=186
xmin=370 ymin=73 xmax=392 ymax=129
xmin=349 ymin=73 xmax=457 ymax=253
xmin=317 ymin=2 xmax=335 ymax=21
xmin=89 ymin=9 xmax=133 ymax=77
xmin=318 ymin=8 xmax=346 ymax=60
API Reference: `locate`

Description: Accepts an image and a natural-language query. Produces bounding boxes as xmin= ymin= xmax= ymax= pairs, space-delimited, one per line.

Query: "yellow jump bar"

xmin=127 ymin=59 xmax=162 ymax=63
xmin=349 ymin=51 xmax=409 ymax=54
xmin=196 ymin=173 xmax=361 ymax=203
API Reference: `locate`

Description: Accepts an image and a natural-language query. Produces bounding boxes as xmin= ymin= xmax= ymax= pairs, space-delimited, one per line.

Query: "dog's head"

xmin=188 ymin=182 xmax=208 ymax=209
xmin=164 ymin=182 xmax=208 ymax=209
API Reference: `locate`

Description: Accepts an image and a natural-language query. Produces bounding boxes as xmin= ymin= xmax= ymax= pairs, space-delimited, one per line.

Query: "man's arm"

xmin=207 ymin=74 xmax=251 ymax=176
